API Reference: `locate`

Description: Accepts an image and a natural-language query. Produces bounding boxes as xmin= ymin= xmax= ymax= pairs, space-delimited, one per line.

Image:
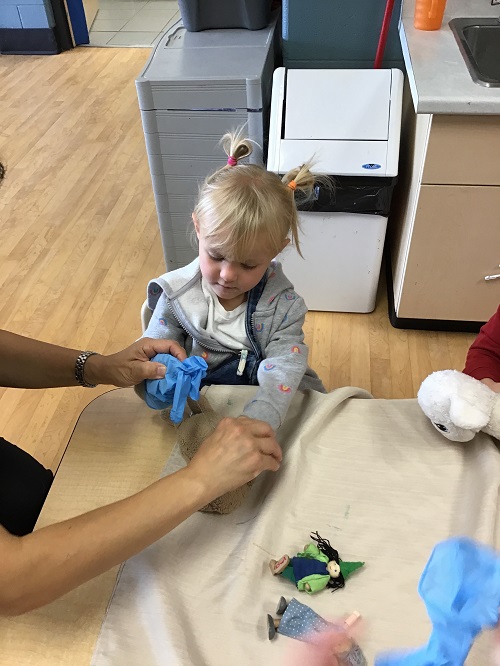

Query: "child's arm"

xmin=463 ymin=304 xmax=500 ymax=392
xmin=143 ymin=293 xmax=187 ymax=349
xmin=243 ymin=299 xmax=309 ymax=431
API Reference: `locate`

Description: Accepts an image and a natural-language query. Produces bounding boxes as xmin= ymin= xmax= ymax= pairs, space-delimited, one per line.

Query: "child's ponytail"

xmin=282 ymin=162 xmax=316 ymax=198
xmin=280 ymin=162 xmax=316 ymax=258
xmin=281 ymin=163 xmax=334 ymax=257
xmin=221 ymin=129 xmax=253 ymax=166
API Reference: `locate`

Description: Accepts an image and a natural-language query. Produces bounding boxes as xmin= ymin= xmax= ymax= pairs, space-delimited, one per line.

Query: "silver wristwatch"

xmin=75 ymin=350 xmax=98 ymax=388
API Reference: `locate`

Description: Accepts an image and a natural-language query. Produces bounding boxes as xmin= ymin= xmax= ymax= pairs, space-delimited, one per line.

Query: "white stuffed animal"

xmin=417 ymin=370 xmax=500 ymax=442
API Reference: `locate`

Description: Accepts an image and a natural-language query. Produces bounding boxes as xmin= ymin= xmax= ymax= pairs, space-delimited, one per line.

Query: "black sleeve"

xmin=0 ymin=437 xmax=53 ymax=536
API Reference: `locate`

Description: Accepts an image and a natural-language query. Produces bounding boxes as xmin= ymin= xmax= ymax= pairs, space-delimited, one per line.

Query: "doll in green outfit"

xmin=269 ymin=532 xmax=364 ymax=595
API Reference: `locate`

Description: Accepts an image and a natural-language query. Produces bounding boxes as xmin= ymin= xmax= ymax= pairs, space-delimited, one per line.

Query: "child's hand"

xmin=283 ymin=612 xmax=365 ymax=666
xmin=283 ymin=629 xmax=346 ymax=666
xmin=481 ymin=378 xmax=500 ymax=393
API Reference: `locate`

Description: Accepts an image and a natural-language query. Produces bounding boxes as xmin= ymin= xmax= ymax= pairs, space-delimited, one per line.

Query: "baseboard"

xmin=385 ymin=251 xmax=484 ymax=334
xmin=0 ymin=28 xmax=60 ymax=55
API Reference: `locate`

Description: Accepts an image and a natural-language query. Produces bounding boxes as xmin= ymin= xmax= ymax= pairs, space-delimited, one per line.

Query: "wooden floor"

xmin=0 ymin=48 xmax=475 ymax=471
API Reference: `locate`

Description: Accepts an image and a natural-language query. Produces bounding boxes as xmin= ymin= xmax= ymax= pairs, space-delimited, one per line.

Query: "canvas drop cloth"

xmin=91 ymin=385 xmax=500 ymax=665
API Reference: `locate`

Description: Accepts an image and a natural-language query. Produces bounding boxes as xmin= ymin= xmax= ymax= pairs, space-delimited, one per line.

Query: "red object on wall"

xmin=374 ymin=0 xmax=396 ymax=68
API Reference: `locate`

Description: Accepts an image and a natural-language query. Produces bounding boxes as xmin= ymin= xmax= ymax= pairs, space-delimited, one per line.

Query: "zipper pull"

xmin=237 ymin=349 xmax=248 ymax=376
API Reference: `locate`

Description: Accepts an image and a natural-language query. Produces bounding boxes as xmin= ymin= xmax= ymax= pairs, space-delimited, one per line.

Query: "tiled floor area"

xmin=88 ymin=0 xmax=180 ymax=47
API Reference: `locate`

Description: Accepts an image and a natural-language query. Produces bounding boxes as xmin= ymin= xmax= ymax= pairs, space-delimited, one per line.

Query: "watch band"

xmin=75 ymin=351 xmax=98 ymax=388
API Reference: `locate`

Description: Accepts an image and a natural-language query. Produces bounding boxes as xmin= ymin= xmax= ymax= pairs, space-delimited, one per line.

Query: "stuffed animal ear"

xmin=448 ymin=394 xmax=490 ymax=431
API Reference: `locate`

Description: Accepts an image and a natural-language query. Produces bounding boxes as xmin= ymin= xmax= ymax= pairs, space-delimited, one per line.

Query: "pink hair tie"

xmin=227 ymin=156 xmax=238 ymax=167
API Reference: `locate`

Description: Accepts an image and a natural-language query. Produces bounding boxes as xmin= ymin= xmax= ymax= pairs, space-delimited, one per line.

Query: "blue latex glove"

xmin=375 ymin=537 xmax=500 ymax=666
xmin=144 ymin=354 xmax=208 ymax=424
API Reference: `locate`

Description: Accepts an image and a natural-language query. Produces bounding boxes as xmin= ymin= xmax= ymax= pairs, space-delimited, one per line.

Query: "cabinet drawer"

xmin=140 ymin=109 xmax=250 ymax=136
xmin=398 ymin=185 xmax=500 ymax=322
xmin=423 ymin=115 xmax=500 ymax=187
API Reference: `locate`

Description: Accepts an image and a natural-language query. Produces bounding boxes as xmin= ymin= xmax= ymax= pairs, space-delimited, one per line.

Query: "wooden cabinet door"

xmin=398 ymin=184 xmax=500 ymax=322
xmin=422 ymin=115 xmax=500 ymax=187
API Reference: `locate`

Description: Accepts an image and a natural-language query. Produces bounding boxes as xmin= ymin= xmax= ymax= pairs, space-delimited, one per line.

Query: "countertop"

xmin=400 ymin=0 xmax=500 ymax=114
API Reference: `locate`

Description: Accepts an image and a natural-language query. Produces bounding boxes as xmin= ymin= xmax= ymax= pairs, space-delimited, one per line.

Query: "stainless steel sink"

xmin=449 ymin=18 xmax=500 ymax=87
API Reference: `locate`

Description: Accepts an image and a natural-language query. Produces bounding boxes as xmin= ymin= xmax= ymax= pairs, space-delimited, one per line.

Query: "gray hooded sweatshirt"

xmin=143 ymin=258 xmax=325 ymax=431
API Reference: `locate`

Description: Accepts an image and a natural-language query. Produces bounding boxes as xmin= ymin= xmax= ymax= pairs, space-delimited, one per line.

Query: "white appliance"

xmin=267 ymin=67 xmax=403 ymax=313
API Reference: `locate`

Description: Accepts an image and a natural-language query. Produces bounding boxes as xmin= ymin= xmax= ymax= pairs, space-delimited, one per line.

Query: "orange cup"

xmin=414 ymin=0 xmax=447 ymax=30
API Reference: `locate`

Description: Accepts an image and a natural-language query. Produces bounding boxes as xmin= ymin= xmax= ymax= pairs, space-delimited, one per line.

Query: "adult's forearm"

xmin=0 ymin=330 xmax=187 ymax=389
xmin=463 ymin=307 xmax=500 ymax=383
xmin=0 ymin=330 xmax=84 ymax=388
xmin=0 ymin=415 xmax=282 ymax=615
xmin=1 ymin=467 xmax=208 ymax=615
xmin=481 ymin=378 xmax=500 ymax=393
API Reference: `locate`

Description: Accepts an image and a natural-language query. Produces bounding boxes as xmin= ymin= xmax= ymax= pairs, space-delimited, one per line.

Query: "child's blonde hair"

xmin=193 ymin=129 xmax=317 ymax=261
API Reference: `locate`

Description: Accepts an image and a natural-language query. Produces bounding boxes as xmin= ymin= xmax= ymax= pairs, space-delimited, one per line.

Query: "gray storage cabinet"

xmin=136 ymin=17 xmax=279 ymax=271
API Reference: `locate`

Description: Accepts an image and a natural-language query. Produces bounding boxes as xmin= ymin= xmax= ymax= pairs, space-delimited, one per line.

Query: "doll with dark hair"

xmin=270 ymin=532 xmax=364 ymax=594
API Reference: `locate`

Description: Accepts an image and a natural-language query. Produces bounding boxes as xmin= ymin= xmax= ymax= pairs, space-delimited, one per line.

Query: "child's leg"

xmin=0 ymin=437 xmax=53 ymax=535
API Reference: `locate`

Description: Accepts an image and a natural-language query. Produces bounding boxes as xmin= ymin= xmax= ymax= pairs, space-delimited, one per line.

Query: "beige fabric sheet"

xmin=91 ymin=385 xmax=500 ymax=666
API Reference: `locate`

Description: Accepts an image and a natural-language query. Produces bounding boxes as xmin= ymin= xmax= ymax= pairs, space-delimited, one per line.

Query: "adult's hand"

xmin=187 ymin=416 xmax=282 ymax=499
xmin=85 ymin=338 xmax=187 ymax=387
